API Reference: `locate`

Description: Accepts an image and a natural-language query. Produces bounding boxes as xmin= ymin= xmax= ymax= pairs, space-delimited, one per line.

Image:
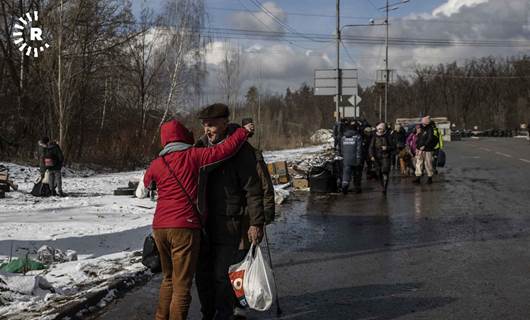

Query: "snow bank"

xmin=0 ymin=141 xmax=330 ymax=317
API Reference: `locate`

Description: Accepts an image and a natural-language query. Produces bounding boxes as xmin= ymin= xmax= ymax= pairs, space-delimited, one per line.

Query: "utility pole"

xmin=384 ymin=0 xmax=389 ymax=124
xmin=335 ymin=0 xmax=341 ymax=123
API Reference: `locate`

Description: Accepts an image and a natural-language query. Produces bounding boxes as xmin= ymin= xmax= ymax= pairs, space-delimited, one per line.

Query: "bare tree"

xmin=217 ymin=40 xmax=243 ymax=120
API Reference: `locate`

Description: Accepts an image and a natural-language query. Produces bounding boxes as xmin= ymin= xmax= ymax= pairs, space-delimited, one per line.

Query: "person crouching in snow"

xmin=143 ymin=119 xmax=253 ymax=320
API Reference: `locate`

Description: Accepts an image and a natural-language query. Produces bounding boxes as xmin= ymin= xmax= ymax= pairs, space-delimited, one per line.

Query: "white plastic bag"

xmin=243 ymin=244 xmax=275 ymax=311
xmin=135 ymin=176 xmax=149 ymax=199
xmin=228 ymin=250 xmax=252 ymax=307
xmin=42 ymin=170 xmax=50 ymax=184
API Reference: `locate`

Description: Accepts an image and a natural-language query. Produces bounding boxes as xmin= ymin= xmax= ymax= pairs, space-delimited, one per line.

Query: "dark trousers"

xmin=196 ymin=244 xmax=247 ymax=320
xmin=342 ymin=164 xmax=362 ymax=191
xmin=375 ymin=158 xmax=390 ymax=192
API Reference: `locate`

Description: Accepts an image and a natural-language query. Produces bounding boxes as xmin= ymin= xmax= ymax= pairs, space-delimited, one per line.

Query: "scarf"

xmin=159 ymin=142 xmax=192 ymax=157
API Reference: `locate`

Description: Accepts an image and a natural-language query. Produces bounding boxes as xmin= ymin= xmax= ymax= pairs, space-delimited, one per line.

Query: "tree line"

xmin=1 ymin=1 xmax=528 ymax=169
xmin=359 ymin=56 xmax=530 ymax=130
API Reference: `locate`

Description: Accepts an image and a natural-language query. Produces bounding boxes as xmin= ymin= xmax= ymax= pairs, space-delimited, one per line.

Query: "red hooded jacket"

xmin=144 ymin=119 xmax=248 ymax=229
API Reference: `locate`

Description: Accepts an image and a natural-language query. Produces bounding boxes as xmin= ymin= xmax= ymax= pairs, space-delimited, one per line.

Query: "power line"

xmin=247 ymin=0 xmax=321 ymax=42
xmin=235 ymin=0 xmax=314 ymax=50
xmin=208 ymin=6 xmax=372 ymax=20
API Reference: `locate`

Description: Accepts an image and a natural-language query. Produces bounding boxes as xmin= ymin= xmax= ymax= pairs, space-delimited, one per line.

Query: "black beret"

xmin=198 ymin=103 xmax=230 ymax=119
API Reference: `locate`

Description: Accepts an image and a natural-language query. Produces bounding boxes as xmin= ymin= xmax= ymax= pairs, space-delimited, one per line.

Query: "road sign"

xmin=348 ymin=95 xmax=361 ymax=106
xmin=314 ymin=69 xmax=358 ymax=96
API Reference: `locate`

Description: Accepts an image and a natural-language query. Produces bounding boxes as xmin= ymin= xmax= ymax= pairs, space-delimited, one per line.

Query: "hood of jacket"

xmin=160 ymin=119 xmax=194 ymax=147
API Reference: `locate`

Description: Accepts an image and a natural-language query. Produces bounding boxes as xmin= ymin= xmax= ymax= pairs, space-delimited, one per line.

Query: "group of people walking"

xmin=143 ymin=103 xmax=275 ymax=320
xmin=337 ymin=115 xmax=444 ymax=195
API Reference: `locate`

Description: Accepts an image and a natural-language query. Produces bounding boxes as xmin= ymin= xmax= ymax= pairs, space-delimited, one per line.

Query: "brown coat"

xmin=255 ymin=149 xmax=275 ymax=224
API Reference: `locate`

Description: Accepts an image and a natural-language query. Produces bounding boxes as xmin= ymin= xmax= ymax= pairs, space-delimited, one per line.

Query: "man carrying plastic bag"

xmin=229 ymin=244 xmax=276 ymax=313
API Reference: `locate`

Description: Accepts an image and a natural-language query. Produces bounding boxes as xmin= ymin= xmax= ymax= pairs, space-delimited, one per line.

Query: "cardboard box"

xmin=267 ymin=161 xmax=290 ymax=185
xmin=292 ymin=178 xmax=309 ymax=189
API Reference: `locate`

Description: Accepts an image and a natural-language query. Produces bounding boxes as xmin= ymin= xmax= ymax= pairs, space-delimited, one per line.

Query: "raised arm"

xmin=193 ymin=127 xmax=249 ymax=167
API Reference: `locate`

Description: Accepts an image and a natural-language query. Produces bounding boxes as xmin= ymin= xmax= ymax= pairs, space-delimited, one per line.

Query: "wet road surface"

xmin=95 ymin=137 xmax=530 ymax=320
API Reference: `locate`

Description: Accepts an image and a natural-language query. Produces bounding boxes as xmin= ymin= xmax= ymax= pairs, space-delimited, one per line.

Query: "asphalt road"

xmin=95 ymin=137 xmax=530 ymax=320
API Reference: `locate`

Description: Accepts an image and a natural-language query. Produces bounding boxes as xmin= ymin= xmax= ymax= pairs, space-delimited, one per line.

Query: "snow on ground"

xmin=0 ymin=143 xmax=329 ymax=319
xmin=0 ymin=165 xmax=152 ymax=319
xmin=263 ymin=143 xmax=331 ymax=164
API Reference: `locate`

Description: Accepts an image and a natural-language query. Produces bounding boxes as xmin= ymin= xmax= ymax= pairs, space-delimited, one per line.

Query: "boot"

xmin=412 ymin=177 xmax=421 ymax=184
xmin=427 ymin=177 xmax=433 ymax=184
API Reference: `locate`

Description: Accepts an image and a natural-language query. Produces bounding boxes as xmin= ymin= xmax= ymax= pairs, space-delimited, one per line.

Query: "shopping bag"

xmin=141 ymin=234 xmax=161 ymax=273
xmin=243 ymin=244 xmax=275 ymax=311
xmin=42 ymin=170 xmax=50 ymax=184
xmin=437 ymin=150 xmax=446 ymax=167
xmin=228 ymin=250 xmax=252 ymax=307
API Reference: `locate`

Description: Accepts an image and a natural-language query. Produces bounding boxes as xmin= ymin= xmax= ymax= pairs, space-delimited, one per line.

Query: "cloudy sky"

xmin=136 ymin=0 xmax=530 ymax=99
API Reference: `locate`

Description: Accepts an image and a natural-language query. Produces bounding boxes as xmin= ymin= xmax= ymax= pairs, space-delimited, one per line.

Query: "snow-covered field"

xmin=0 ymin=143 xmax=330 ymax=319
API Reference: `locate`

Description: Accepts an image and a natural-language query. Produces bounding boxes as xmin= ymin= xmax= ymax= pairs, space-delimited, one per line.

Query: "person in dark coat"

xmin=143 ymin=119 xmax=251 ymax=320
xmin=340 ymin=121 xmax=364 ymax=194
xmin=194 ymin=103 xmax=265 ymax=320
xmin=369 ymin=122 xmax=394 ymax=194
xmin=41 ymin=138 xmax=65 ymax=196
xmin=414 ymin=116 xmax=437 ymax=184
xmin=390 ymin=124 xmax=407 ymax=172
xmin=363 ymin=126 xmax=377 ymax=180
xmin=242 ymin=118 xmax=275 ymax=225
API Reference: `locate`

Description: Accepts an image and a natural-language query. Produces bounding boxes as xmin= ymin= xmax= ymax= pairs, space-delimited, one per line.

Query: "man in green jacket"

xmin=194 ymin=103 xmax=265 ymax=320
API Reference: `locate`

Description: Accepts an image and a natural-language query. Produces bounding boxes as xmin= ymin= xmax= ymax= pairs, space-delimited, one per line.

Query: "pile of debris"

xmin=266 ymin=145 xmax=335 ymax=194
xmin=0 ymin=165 xmax=18 ymax=198
xmin=310 ymin=129 xmax=334 ymax=144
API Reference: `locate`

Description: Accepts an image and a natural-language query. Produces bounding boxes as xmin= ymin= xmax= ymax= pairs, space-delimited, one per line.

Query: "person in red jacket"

xmin=144 ymin=118 xmax=253 ymax=320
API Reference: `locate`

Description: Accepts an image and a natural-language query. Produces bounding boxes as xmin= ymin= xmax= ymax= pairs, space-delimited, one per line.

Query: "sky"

xmin=134 ymin=0 xmax=530 ymax=99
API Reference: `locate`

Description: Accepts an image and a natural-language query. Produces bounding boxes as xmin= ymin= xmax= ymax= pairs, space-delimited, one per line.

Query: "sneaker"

xmin=427 ymin=177 xmax=433 ymax=184
xmin=58 ymin=191 xmax=67 ymax=197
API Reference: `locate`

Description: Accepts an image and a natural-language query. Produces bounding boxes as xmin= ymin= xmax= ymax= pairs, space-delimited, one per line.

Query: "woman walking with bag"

xmin=144 ymin=119 xmax=253 ymax=320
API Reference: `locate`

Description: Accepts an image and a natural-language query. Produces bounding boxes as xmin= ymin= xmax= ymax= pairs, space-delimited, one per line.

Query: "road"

xmin=95 ymin=137 xmax=530 ymax=320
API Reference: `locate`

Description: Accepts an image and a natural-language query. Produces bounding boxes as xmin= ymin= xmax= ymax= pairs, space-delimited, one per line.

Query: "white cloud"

xmin=433 ymin=0 xmax=489 ymax=17
xmin=229 ymin=1 xmax=287 ymax=33
xmin=346 ymin=0 xmax=530 ymax=85
xmin=204 ymin=40 xmax=334 ymax=97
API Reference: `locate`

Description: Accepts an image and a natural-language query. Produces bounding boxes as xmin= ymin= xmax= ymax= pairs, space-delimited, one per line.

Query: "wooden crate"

xmin=292 ymin=178 xmax=309 ymax=189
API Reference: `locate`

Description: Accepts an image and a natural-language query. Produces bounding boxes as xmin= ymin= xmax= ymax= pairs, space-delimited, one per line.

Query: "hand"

xmin=248 ymin=225 xmax=263 ymax=244
xmin=382 ymin=146 xmax=387 ymax=151
xmin=243 ymin=122 xmax=255 ymax=134
xmin=420 ymin=146 xmax=425 ymax=151
xmin=371 ymin=157 xmax=375 ymax=161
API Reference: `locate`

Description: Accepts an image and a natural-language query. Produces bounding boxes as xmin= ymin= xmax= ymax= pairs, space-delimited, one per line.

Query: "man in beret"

xmin=194 ymin=103 xmax=265 ymax=320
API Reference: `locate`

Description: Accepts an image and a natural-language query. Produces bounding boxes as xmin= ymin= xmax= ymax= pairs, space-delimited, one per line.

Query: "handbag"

xmin=141 ymin=234 xmax=161 ymax=273
xmin=161 ymin=156 xmax=210 ymax=247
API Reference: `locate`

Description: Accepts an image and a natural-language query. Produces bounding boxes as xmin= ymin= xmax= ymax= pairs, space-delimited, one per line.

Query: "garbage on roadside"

xmin=37 ymin=245 xmax=78 ymax=264
xmin=0 ymin=165 xmax=18 ymax=193
xmin=0 ymin=258 xmax=47 ymax=273
xmin=0 ymin=273 xmax=54 ymax=296
xmin=267 ymin=161 xmax=290 ymax=185
xmin=310 ymin=129 xmax=334 ymax=144
xmin=113 ymin=180 xmax=138 ymax=196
